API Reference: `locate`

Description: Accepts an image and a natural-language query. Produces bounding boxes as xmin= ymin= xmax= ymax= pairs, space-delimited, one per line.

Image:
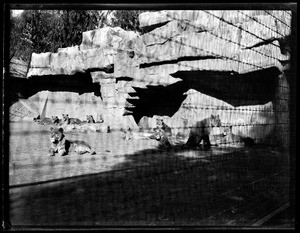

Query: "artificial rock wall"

xmin=24 ymin=10 xmax=291 ymax=145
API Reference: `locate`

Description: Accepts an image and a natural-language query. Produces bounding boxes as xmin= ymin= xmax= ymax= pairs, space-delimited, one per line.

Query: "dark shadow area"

xmin=140 ymin=21 xmax=170 ymax=35
xmin=261 ymin=205 xmax=294 ymax=228
xmin=140 ymin=56 xmax=218 ymax=68
xmin=287 ymin=9 xmax=296 ymax=226
xmin=8 ymin=72 xmax=101 ymax=106
xmin=278 ymin=35 xmax=291 ymax=57
xmin=171 ymin=67 xmax=281 ymax=107
xmin=9 ymin=144 xmax=289 ymax=226
xmin=126 ymin=67 xmax=280 ymax=123
xmin=85 ymin=64 xmax=114 ymax=74
xmin=116 ymin=76 xmax=134 ymax=83
xmin=126 ymin=81 xmax=189 ymax=123
xmin=243 ymin=37 xmax=278 ymax=50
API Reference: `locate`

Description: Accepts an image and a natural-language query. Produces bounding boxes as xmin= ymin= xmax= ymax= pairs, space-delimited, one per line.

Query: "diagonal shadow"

xmin=9 ymin=143 xmax=287 ymax=226
xmin=127 ymin=66 xmax=281 ymax=123
xmin=170 ymin=66 xmax=281 ymax=107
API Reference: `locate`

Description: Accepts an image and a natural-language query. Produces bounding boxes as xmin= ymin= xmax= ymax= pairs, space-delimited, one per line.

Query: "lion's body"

xmin=186 ymin=115 xmax=222 ymax=149
xmin=221 ymin=126 xmax=255 ymax=147
xmin=62 ymin=114 xmax=82 ymax=125
xmin=70 ymin=140 xmax=96 ymax=155
xmin=38 ymin=117 xmax=53 ymax=125
xmin=49 ymin=127 xmax=96 ymax=156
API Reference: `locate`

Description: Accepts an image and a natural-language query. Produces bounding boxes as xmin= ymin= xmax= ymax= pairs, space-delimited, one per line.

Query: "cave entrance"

xmin=8 ymin=72 xmax=101 ymax=106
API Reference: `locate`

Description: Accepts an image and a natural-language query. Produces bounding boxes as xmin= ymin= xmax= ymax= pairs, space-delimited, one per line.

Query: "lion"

xmin=86 ymin=115 xmax=96 ymax=123
xmin=51 ymin=116 xmax=61 ymax=125
xmin=33 ymin=115 xmax=41 ymax=122
xmin=49 ymin=127 xmax=69 ymax=156
xmin=49 ymin=127 xmax=96 ymax=156
xmin=152 ymin=128 xmax=172 ymax=149
xmin=154 ymin=118 xmax=172 ymax=137
xmin=62 ymin=114 xmax=82 ymax=125
xmin=97 ymin=114 xmax=104 ymax=123
xmin=70 ymin=140 xmax=96 ymax=155
xmin=185 ymin=115 xmax=222 ymax=149
xmin=219 ymin=125 xmax=255 ymax=147
xmin=37 ymin=117 xmax=53 ymax=125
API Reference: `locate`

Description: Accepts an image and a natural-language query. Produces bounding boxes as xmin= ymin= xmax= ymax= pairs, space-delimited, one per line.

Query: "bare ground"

xmin=7 ymin=122 xmax=292 ymax=228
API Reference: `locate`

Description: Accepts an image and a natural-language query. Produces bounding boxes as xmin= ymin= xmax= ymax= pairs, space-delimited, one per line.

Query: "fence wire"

xmin=7 ymin=9 xmax=293 ymax=229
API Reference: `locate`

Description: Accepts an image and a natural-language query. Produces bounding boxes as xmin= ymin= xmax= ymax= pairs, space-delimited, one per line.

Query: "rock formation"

xmin=21 ymin=10 xmax=291 ymax=146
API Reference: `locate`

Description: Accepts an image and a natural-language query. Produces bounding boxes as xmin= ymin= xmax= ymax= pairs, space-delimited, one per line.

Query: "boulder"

xmin=80 ymin=26 xmax=138 ymax=51
xmin=27 ymin=47 xmax=115 ymax=77
xmin=27 ymin=27 xmax=138 ymax=78
xmin=90 ymin=71 xmax=115 ymax=84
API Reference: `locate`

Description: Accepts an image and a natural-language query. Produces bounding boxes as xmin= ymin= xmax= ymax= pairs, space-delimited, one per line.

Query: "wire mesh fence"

xmin=5 ymin=8 xmax=295 ymax=229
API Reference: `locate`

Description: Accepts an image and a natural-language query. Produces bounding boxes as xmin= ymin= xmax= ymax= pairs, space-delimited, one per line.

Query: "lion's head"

xmin=50 ymin=127 xmax=64 ymax=143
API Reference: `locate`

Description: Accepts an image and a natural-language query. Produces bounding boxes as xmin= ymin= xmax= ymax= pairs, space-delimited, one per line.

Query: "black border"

xmin=1 ymin=2 xmax=297 ymax=231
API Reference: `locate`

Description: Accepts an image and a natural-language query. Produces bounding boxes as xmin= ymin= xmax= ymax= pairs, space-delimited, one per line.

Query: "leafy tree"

xmin=9 ymin=11 xmax=32 ymax=61
xmin=111 ymin=10 xmax=144 ymax=33
xmin=58 ymin=10 xmax=99 ymax=48
xmin=10 ymin=10 xmax=61 ymax=61
xmin=9 ymin=10 xmax=152 ymax=62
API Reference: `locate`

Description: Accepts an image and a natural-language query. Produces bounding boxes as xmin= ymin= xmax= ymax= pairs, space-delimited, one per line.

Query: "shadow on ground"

xmin=9 ymin=144 xmax=290 ymax=228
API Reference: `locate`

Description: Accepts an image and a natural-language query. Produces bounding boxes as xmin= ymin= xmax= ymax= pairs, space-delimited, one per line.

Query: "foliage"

xmin=9 ymin=10 xmax=150 ymax=62
xmin=110 ymin=10 xmax=144 ymax=33
xmin=10 ymin=10 xmax=100 ymax=62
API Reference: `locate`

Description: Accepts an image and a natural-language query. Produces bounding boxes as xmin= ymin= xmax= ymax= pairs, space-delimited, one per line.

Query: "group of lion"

xmin=138 ymin=115 xmax=255 ymax=150
xmin=47 ymin=114 xmax=254 ymax=157
xmin=34 ymin=114 xmax=103 ymax=126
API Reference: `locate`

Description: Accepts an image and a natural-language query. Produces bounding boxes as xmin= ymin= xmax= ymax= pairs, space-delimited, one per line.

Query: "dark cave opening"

xmin=8 ymin=72 xmax=101 ymax=106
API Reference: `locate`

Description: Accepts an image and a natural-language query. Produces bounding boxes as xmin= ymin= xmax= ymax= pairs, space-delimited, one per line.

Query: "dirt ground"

xmin=9 ymin=122 xmax=160 ymax=185
xmin=7 ymin=122 xmax=292 ymax=228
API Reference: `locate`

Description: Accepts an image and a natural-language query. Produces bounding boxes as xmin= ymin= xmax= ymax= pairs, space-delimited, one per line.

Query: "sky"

xmin=11 ymin=10 xmax=24 ymax=17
